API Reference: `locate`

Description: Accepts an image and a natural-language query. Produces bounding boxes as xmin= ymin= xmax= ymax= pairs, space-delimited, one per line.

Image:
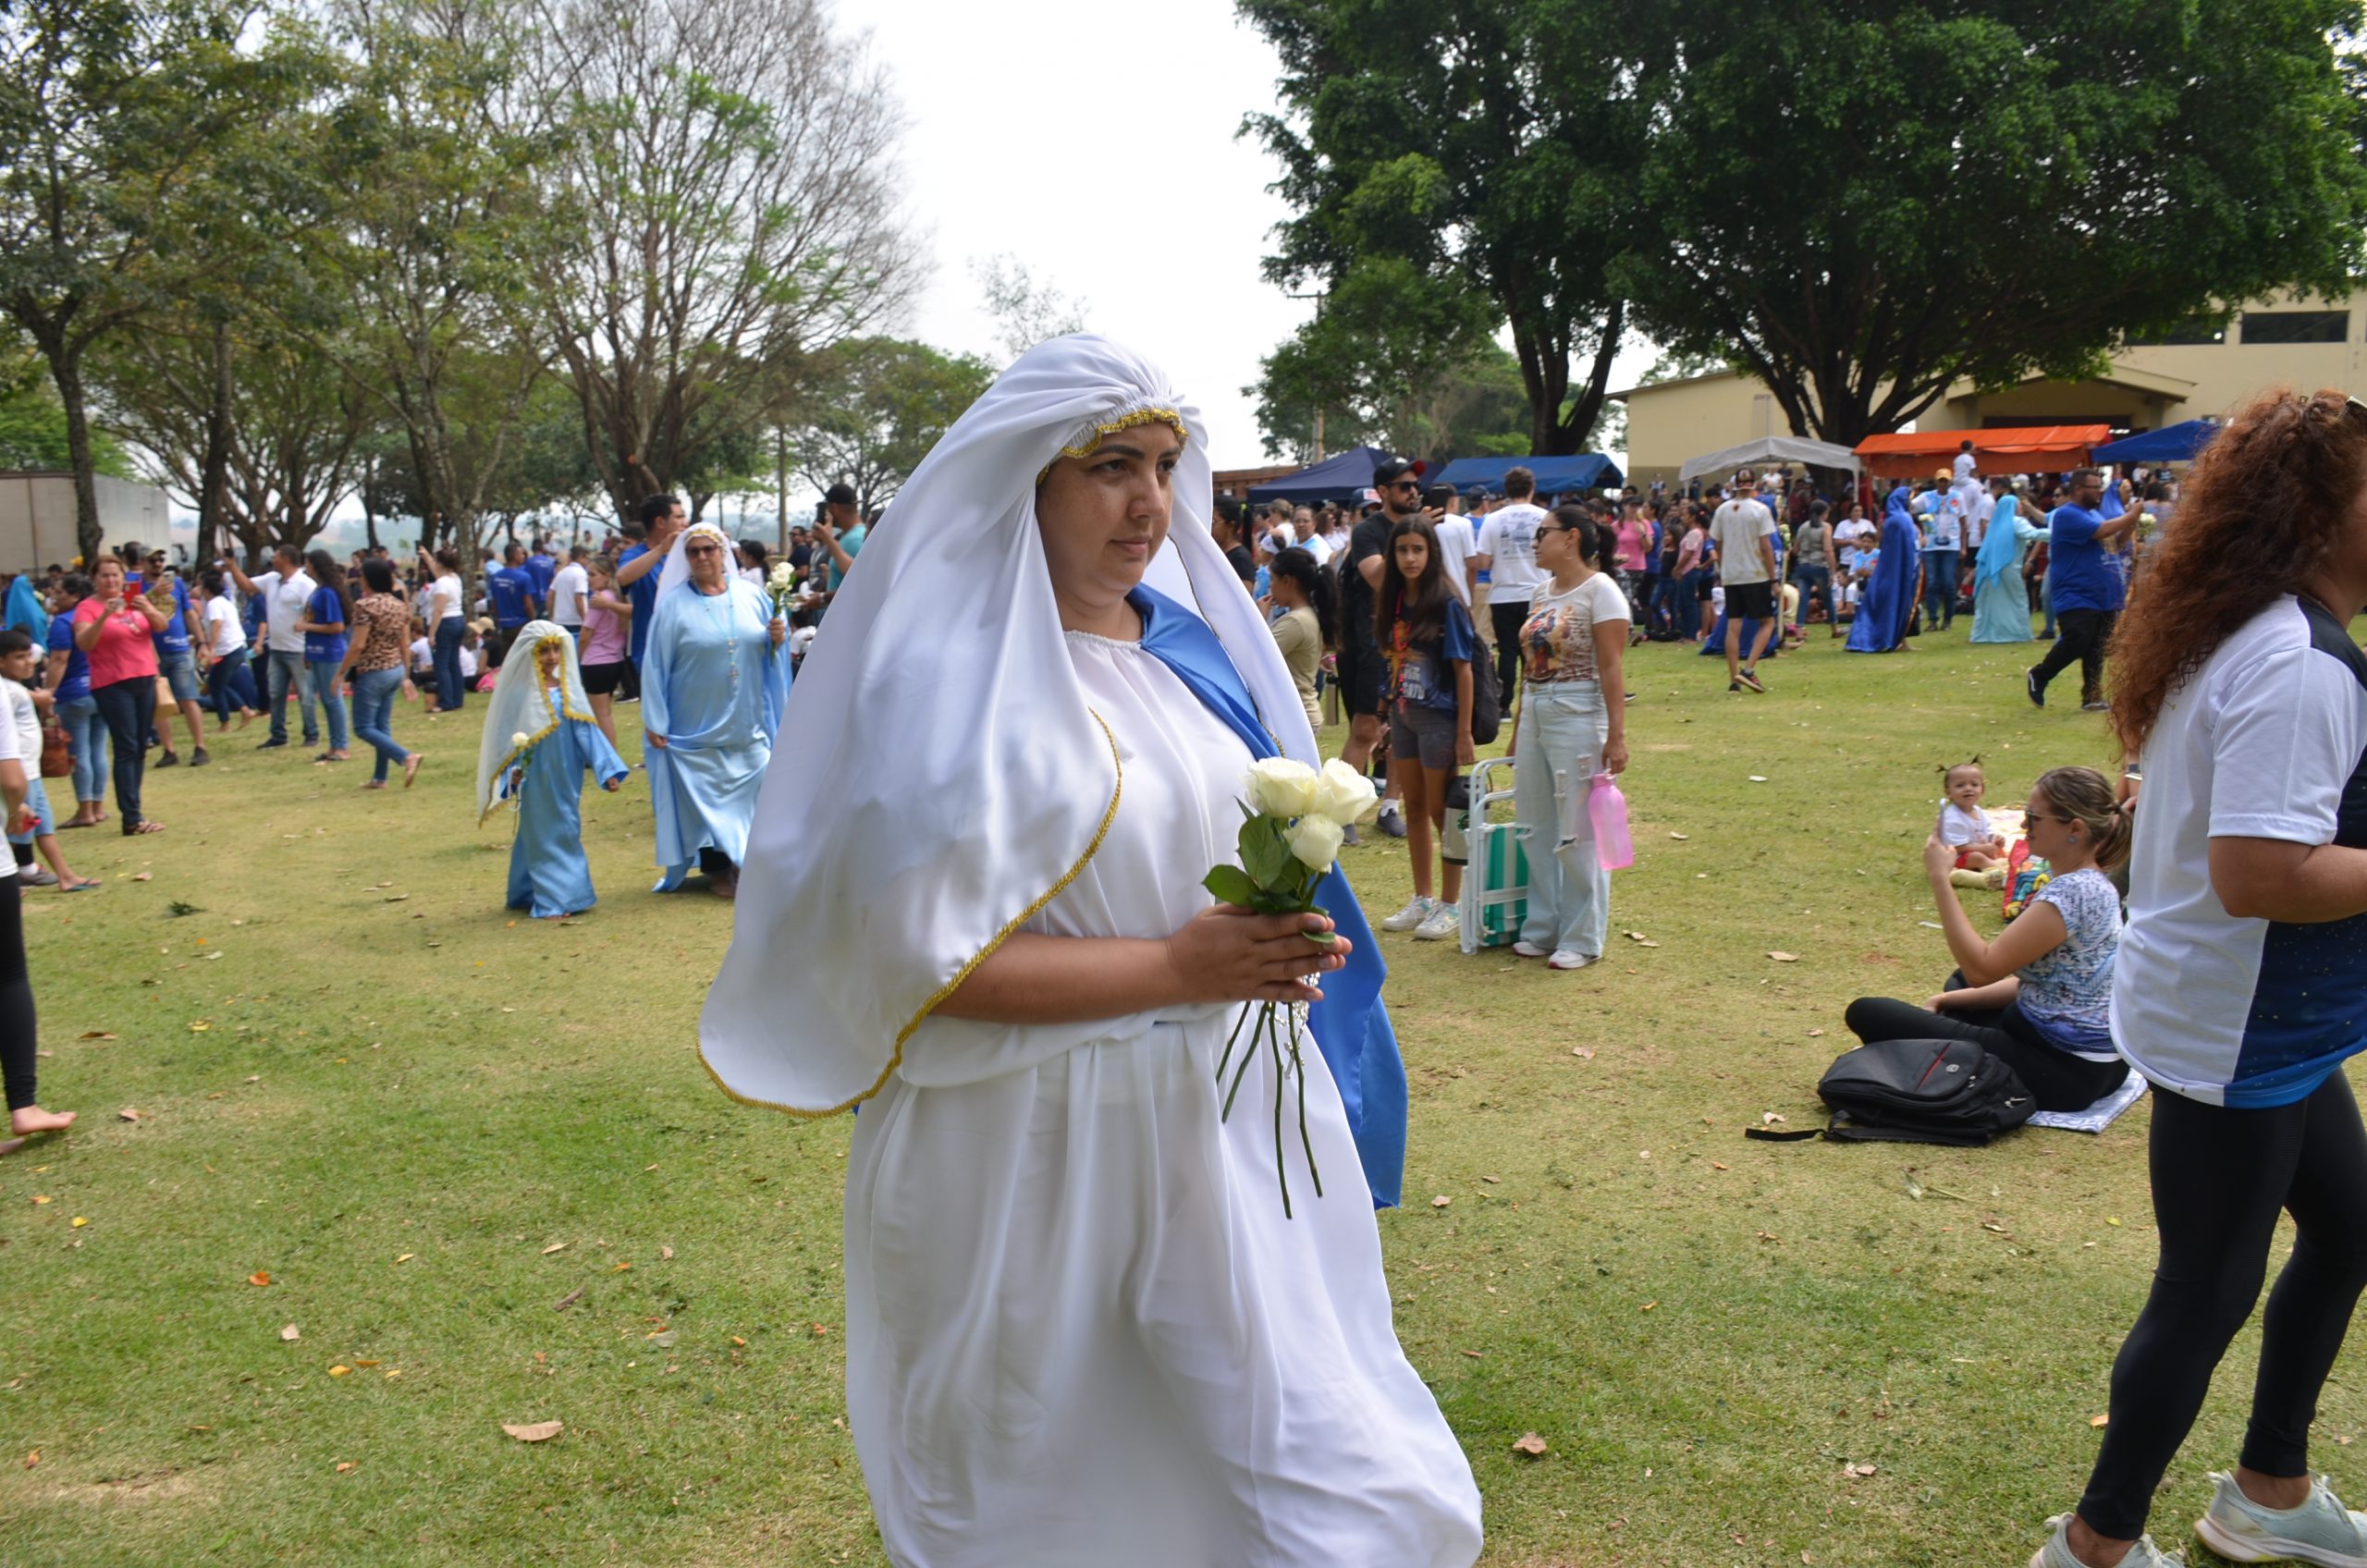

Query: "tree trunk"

xmin=198 ymin=321 xmax=235 ymax=559
xmin=43 ymin=345 xmax=104 ymax=568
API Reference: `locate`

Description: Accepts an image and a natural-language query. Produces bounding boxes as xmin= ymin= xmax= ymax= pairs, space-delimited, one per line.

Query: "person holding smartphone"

xmin=71 ymin=557 xmax=171 ymax=835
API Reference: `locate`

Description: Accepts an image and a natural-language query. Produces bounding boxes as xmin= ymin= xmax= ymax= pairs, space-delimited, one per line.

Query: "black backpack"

xmin=1467 ymin=655 xmax=1501 ymax=745
xmin=1800 ymin=1038 xmax=2035 ymax=1146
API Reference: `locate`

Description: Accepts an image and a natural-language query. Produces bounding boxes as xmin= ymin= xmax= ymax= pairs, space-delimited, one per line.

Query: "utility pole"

xmin=1288 ymin=289 xmax=1328 ymax=461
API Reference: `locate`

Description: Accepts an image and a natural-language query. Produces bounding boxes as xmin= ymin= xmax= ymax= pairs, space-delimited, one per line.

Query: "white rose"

xmin=510 ymin=731 xmax=530 ymax=751
xmin=1244 ymin=756 xmax=1320 ymax=819
xmin=768 ymin=563 xmax=795 ymax=589
xmin=1286 ymin=813 xmax=1344 ymax=872
xmin=1313 ymin=758 xmax=1379 ymax=826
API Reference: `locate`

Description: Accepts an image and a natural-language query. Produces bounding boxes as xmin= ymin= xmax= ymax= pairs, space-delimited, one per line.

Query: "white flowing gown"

xmin=844 ymin=630 xmax=1483 ymax=1568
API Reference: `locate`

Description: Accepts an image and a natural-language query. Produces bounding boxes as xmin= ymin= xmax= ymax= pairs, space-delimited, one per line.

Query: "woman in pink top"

xmin=71 ymin=557 xmax=171 ymax=836
xmin=575 ymin=555 xmax=632 ymax=748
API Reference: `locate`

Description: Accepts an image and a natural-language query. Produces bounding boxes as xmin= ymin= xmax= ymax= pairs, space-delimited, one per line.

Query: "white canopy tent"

xmin=1678 ymin=435 xmax=1862 ymax=484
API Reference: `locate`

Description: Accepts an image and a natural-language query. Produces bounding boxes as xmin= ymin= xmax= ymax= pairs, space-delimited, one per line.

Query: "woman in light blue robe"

xmin=1970 ymin=490 xmax=2046 ymax=643
xmin=478 ymin=624 xmax=629 ymax=919
xmin=641 ymin=522 xmax=791 ymax=894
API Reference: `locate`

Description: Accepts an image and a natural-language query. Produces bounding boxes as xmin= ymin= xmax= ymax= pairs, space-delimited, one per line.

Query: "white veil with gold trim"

xmin=699 ymin=335 xmax=1315 ymax=1114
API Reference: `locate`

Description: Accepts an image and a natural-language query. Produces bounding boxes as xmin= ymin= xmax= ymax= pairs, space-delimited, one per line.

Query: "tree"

xmin=972 ymin=255 xmax=1086 ymax=364
xmin=297 ymin=0 xmax=560 ymax=565
xmin=1615 ymin=0 xmax=2367 ymax=444
xmin=0 ymin=0 xmax=325 ymax=562
xmin=528 ymin=0 xmax=921 ymax=521
xmin=1241 ymin=0 xmax=1643 ymax=456
xmin=0 ymin=343 xmax=133 ymax=476
xmin=789 ymin=337 xmax=995 ymax=511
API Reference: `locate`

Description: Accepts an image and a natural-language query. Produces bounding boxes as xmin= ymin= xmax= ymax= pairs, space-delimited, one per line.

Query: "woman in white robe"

xmin=700 ymin=337 xmax=1482 ymax=1567
xmin=641 ymin=521 xmax=789 ymax=896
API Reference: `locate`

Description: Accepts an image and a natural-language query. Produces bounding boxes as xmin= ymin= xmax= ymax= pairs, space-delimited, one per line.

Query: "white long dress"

xmin=844 ymin=629 xmax=1483 ymax=1568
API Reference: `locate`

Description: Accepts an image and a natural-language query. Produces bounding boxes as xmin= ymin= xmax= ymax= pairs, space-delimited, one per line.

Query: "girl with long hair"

xmin=296 ymin=549 xmax=351 ymax=761
xmin=1265 ymin=545 xmax=1333 ymax=732
xmin=2034 ymin=388 xmax=2367 ymax=1568
xmin=1374 ymin=514 xmax=1478 ymax=942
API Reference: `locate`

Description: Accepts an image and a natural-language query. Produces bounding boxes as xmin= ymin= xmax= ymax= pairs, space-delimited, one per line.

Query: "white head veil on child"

xmin=474 ymin=619 xmax=596 ymax=824
xmin=701 ymin=334 xmax=1315 ymax=1114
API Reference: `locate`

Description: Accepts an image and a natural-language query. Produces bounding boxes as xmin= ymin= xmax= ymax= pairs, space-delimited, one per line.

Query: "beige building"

xmin=1613 ymin=289 xmax=2367 ymax=487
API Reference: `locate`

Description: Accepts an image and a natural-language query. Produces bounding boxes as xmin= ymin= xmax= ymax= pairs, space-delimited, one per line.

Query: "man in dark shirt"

xmin=1212 ymin=497 xmax=1256 ymax=585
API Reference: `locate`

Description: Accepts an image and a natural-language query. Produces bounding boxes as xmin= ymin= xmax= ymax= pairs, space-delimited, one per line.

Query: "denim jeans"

xmin=55 ymin=694 xmax=108 ymax=804
xmin=350 ymin=666 xmax=411 ymax=781
xmin=308 ymin=657 xmax=349 ymax=752
xmin=1921 ymin=549 xmax=1960 ymax=627
xmin=204 ymin=646 xmax=257 ymax=723
xmin=433 ymin=618 xmax=465 ymax=711
xmin=2040 ymin=567 xmax=2057 ymax=637
xmin=1512 ymin=681 xmax=1611 ymax=960
xmin=266 ymin=648 xmax=318 ymax=743
xmin=1791 ymin=562 xmax=1835 ymax=629
xmin=90 ymin=677 xmax=153 ymax=828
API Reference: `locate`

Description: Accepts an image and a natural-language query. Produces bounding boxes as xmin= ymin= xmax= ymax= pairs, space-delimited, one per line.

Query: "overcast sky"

xmin=855 ymin=0 xmax=1309 ymax=471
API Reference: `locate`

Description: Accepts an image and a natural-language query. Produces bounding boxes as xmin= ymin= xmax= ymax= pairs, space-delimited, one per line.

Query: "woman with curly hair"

xmin=2033 ymin=387 xmax=2367 ymax=1568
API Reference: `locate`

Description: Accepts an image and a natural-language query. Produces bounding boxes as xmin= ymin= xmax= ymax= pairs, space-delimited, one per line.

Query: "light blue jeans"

xmin=349 ymin=666 xmax=410 ymax=782
xmin=308 ymin=657 xmax=349 ymax=753
xmin=1512 ymin=681 xmax=1611 ymax=959
xmin=55 ymin=694 xmax=108 ymax=805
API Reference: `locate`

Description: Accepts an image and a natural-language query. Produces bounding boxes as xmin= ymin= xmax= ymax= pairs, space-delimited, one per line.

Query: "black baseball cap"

xmin=1372 ymin=457 xmax=1428 ymax=488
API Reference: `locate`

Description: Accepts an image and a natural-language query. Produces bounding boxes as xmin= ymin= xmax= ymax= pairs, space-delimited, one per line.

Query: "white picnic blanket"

xmin=2028 ymin=1072 xmax=2147 ymax=1133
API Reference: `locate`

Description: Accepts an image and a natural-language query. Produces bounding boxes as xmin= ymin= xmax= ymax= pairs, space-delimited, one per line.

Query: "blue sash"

xmin=1133 ymin=587 xmax=1408 ymax=1208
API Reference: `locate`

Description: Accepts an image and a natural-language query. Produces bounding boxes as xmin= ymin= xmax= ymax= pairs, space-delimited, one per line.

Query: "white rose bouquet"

xmin=1203 ymin=757 xmax=1378 ymax=1218
xmin=766 ymin=561 xmax=799 ymax=619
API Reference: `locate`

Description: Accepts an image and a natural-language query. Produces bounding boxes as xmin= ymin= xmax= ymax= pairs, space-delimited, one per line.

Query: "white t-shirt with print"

xmin=2115 ymin=596 xmax=2367 ymax=1107
xmin=1477 ymin=502 xmax=1548 ymax=597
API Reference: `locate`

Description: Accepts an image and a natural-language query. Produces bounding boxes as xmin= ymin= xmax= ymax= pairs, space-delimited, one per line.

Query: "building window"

xmin=2129 ymin=318 xmax=2227 ymax=346
xmin=2239 ymin=310 xmax=2349 ymax=344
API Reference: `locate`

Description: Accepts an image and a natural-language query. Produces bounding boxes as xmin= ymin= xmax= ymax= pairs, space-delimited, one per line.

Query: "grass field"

xmin=0 ymin=627 xmax=2350 ymax=1566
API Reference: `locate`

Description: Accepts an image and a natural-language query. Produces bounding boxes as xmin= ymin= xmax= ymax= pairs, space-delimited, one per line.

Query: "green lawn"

xmin=0 ymin=630 xmax=2349 ymax=1566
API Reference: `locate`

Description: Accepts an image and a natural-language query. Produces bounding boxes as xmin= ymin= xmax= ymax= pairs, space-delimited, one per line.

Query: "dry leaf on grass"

xmin=552 ymin=1287 xmax=583 ymax=1311
xmin=502 ymin=1420 xmax=563 ymax=1443
xmin=540 ymin=1242 xmax=568 ymax=1256
xmin=1807 ymin=1028 xmax=1826 ymax=1038
xmin=660 ymin=1244 xmax=674 ymax=1260
xmin=77 ymin=1030 xmax=116 ymax=1040
xmin=248 ymin=1270 xmax=272 ymax=1287
xmin=335 ymin=1461 xmax=355 ymax=1473
xmin=2090 ymin=1414 xmax=2110 ymax=1427
xmin=1844 ymin=1462 xmax=1876 ymax=1476
xmin=1512 ymin=1432 xmax=1549 ymax=1456
xmin=129 ymin=871 xmax=152 ymax=882
xmin=1768 ymin=951 xmax=1799 ymax=962
xmin=1430 ymin=1195 xmax=1452 ymax=1208
xmin=328 ymin=1365 xmax=351 ymax=1378
xmin=393 ymin=1253 xmax=414 ymax=1264
xmin=117 ymin=1108 xmax=139 ymax=1121
xmin=1667 ymin=831 xmax=1689 ymax=840
xmin=69 ymin=1216 xmax=86 ymax=1228
xmin=280 ymin=1324 xmax=300 ymax=1341
xmin=646 ymin=1329 xmax=677 ymax=1348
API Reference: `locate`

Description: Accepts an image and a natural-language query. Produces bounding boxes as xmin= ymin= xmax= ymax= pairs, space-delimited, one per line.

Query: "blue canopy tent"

xmin=1433 ymin=454 xmax=1625 ymax=496
xmin=2091 ymin=420 xmax=2219 ymax=465
xmin=1244 ymin=445 xmax=1396 ymax=506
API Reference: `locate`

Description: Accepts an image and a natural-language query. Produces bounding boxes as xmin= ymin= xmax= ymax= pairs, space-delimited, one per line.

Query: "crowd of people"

xmin=6 ymin=337 xmax=2365 ymax=1568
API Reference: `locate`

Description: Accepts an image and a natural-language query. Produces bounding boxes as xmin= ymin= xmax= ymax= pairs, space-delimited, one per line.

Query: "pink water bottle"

xmin=1588 ymin=773 xmax=1634 ymax=871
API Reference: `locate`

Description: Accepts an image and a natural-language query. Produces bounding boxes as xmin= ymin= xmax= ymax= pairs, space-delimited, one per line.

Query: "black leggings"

xmin=0 ymin=873 xmax=35 ymax=1111
xmin=2078 ymin=1073 xmax=2367 ymax=1537
xmin=1490 ymin=599 xmax=1526 ymax=710
xmin=1843 ymin=986 xmax=2129 ymax=1112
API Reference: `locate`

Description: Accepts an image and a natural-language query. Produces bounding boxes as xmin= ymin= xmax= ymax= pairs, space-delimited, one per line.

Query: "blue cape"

xmin=1846 ymin=486 xmax=1922 ymax=651
xmin=1133 ymin=585 xmax=1408 ymax=1210
xmin=1973 ymin=494 xmax=2023 ymax=592
xmin=4 ymin=575 xmax=45 ymax=644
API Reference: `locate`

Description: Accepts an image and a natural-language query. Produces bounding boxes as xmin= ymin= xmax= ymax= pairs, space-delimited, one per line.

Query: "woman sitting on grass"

xmin=1842 ymin=765 xmax=2129 ymax=1113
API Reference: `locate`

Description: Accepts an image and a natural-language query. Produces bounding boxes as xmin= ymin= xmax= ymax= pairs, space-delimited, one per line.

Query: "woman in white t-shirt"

xmin=2032 ymin=389 xmax=2367 ymax=1568
xmin=421 ymin=547 xmax=467 ymax=714
xmin=1505 ymin=507 xmax=1629 ymax=969
xmin=196 ymin=568 xmax=259 ymax=728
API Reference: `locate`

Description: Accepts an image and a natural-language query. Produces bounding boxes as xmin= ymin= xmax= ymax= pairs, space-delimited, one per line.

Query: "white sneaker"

xmin=1414 ymin=903 xmax=1460 ymax=942
xmin=1380 ymin=897 xmax=1431 ymax=932
xmin=2196 ymin=1470 xmax=2367 ymax=1567
xmin=1512 ymin=940 xmax=1551 ymax=958
xmin=2030 ymin=1513 xmax=2185 ymax=1568
xmin=1549 ymin=949 xmax=1597 ymax=971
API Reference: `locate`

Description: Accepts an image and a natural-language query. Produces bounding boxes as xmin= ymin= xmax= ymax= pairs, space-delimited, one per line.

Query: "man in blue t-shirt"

xmin=816 ymin=482 xmax=866 ymax=594
xmin=615 ymin=493 xmax=685 ymax=669
xmin=2026 ymin=467 xmax=2139 ymax=711
xmin=524 ymin=537 xmax=558 ymax=606
xmin=485 ymin=543 xmax=540 ymax=668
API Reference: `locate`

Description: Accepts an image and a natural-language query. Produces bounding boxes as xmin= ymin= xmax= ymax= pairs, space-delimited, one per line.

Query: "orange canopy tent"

xmin=1852 ymin=425 xmax=2110 ymax=481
